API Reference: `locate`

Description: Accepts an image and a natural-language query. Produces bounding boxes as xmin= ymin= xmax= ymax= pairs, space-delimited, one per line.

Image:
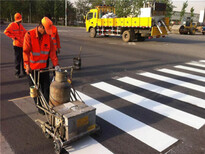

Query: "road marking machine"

xmin=29 ymin=67 xmax=100 ymax=154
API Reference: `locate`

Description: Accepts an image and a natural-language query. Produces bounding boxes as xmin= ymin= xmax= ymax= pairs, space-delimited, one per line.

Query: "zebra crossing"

xmin=74 ymin=60 xmax=205 ymax=153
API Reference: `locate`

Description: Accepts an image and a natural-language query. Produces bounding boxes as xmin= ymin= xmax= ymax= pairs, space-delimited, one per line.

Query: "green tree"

xmin=131 ymin=0 xmax=144 ymax=16
xmin=115 ymin=0 xmax=132 ymax=17
xmin=89 ymin=0 xmax=103 ymax=8
xmin=75 ymin=0 xmax=91 ymax=18
xmin=105 ymin=0 xmax=116 ymax=5
xmin=180 ymin=0 xmax=188 ymax=22
xmin=190 ymin=7 xmax=194 ymax=21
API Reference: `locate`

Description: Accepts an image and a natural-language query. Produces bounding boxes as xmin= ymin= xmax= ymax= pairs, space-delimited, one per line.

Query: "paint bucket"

xmin=30 ymin=86 xmax=37 ymax=98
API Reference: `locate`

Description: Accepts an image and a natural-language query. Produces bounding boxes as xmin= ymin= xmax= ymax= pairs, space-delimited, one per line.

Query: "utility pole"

xmin=65 ymin=0 xmax=67 ymax=26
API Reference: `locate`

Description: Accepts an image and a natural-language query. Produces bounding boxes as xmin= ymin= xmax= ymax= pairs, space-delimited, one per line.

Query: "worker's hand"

xmin=55 ymin=65 xmax=61 ymax=72
xmin=57 ymin=48 xmax=60 ymax=54
xmin=25 ymin=65 xmax=31 ymax=75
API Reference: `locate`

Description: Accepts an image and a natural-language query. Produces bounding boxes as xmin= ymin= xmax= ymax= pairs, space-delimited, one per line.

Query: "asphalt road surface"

xmin=1 ymin=23 xmax=205 ymax=154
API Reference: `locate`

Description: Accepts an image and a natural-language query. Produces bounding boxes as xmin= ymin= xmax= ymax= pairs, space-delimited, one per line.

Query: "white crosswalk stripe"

xmin=174 ymin=65 xmax=205 ymax=74
xmin=186 ymin=62 xmax=205 ymax=68
xmin=157 ymin=68 xmax=205 ymax=82
xmin=139 ymin=72 xmax=205 ymax=93
xmin=91 ymin=82 xmax=205 ymax=129
xmin=199 ymin=60 xmax=205 ymax=63
xmin=76 ymin=91 xmax=178 ymax=152
xmin=117 ymin=76 xmax=205 ymax=109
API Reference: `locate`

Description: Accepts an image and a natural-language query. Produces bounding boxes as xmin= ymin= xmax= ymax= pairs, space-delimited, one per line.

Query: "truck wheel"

xmin=122 ymin=30 xmax=131 ymax=42
xmin=90 ymin=28 xmax=96 ymax=38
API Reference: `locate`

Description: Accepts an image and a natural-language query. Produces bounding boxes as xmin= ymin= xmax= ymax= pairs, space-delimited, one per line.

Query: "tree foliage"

xmin=180 ymin=0 xmax=188 ymax=22
xmin=190 ymin=7 xmax=194 ymax=20
xmin=0 ymin=0 xmax=75 ymax=25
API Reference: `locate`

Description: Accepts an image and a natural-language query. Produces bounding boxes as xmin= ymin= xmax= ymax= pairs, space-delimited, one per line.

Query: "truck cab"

xmin=86 ymin=6 xmax=115 ymax=32
xmin=86 ymin=9 xmax=98 ymax=32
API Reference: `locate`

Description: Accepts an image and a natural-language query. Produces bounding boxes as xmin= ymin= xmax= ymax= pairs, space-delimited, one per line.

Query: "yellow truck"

xmin=85 ymin=2 xmax=170 ymax=42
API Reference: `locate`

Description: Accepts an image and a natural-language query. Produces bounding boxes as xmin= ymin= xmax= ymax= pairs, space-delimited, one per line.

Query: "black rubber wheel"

xmin=179 ymin=25 xmax=185 ymax=34
xmin=203 ymin=32 xmax=205 ymax=35
xmin=92 ymin=124 xmax=102 ymax=137
xmin=90 ymin=28 xmax=96 ymax=38
xmin=122 ymin=30 xmax=131 ymax=42
xmin=54 ymin=139 xmax=62 ymax=154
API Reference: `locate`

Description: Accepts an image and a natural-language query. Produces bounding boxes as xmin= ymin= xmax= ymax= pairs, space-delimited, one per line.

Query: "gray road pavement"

xmin=1 ymin=23 xmax=205 ymax=154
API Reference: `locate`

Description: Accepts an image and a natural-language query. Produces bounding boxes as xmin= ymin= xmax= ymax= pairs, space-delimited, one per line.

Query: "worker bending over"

xmin=4 ymin=13 xmax=27 ymax=78
xmin=23 ymin=17 xmax=60 ymax=114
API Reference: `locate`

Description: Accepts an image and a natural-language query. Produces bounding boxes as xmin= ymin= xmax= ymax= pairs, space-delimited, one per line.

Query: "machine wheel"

xmin=92 ymin=124 xmax=102 ymax=137
xmin=179 ymin=25 xmax=185 ymax=34
xmin=54 ymin=139 xmax=63 ymax=154
xmin=90 ymin=28 xmax=96 ymax=38
xmin=189 ymin=28 xmax=195 ymax=35
xmin=122 ymin=30 xmax=131 ymax=42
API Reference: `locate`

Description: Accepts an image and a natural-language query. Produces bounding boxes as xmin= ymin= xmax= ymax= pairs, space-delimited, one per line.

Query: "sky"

xmin=69 ymin=0 xmax=205 ymax=14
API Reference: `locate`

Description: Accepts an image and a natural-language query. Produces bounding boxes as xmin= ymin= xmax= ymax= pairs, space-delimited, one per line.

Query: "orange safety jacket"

xmin=23 ymin=27 xmax=59 ymax=70
xmin=4 ymin=22 xmax=27 ymax=47
xmin=51 ymin=25 xmax=61 ymax=51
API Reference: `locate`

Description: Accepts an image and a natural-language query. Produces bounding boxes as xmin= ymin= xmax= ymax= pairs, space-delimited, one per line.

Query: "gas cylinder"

xmin=49 ymin=71 xmax=71 ymax=107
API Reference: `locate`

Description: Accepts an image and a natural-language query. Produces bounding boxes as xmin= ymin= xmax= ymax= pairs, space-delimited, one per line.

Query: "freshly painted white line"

xmin=76 ymin=91 xmax=178 ymax=152
xmin=199 ymin=60 xmax=205 ymax=63
xmin=157 ymin=68 xmax=205 ymax=82
xmin=91 ymin=82 xmax=205 ymax=129
xmin=174 ymin=65 xmax=205 ymax=74
xmin=69 ymin=136 xmax=113 ymax=154
xmin=186 ymin=62 xmax=205 ymax=68
xmin=118 ymin=76 xmax=205 ymax=109
xmin=10 ymin=97 xmax=113 ymax=154
xmin=139 ymin=72 xmax=205 ymax=93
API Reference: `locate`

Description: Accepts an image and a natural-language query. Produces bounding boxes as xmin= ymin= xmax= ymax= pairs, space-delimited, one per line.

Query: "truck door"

xmin=86 ymin=12 xmax=97 ymax=32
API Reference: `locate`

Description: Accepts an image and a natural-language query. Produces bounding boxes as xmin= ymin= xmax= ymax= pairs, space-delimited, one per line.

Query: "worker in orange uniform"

xmin=52 ymin=25 xmax=61 ymax=55
xmin=23 ymin=17 xmax=60 ymax=115
xmin=47 ymin=25 xmax=61 ymax=68
xmin=46 ymin=14 xmax=61 ymax=68
xmin=4 ymin=13 xmax=27 ymax=78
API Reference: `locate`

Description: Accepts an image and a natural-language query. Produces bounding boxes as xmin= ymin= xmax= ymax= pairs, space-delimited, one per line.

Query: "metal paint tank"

xmin=49 ymin=71 xmax=71 ymax=107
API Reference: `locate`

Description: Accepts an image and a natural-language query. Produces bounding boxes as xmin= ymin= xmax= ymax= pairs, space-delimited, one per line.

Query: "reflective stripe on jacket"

xmin=51 ymin=25 xmax=61 ymax=51
xmin=23 ymin=27 xmax=58 ymax=70
xmin=4 ymin=22 xmax=27 ymax=47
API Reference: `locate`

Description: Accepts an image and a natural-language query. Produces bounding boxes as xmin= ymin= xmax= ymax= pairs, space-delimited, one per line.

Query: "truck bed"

xmin=97 ymin=17 xmax=152 ymax=28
